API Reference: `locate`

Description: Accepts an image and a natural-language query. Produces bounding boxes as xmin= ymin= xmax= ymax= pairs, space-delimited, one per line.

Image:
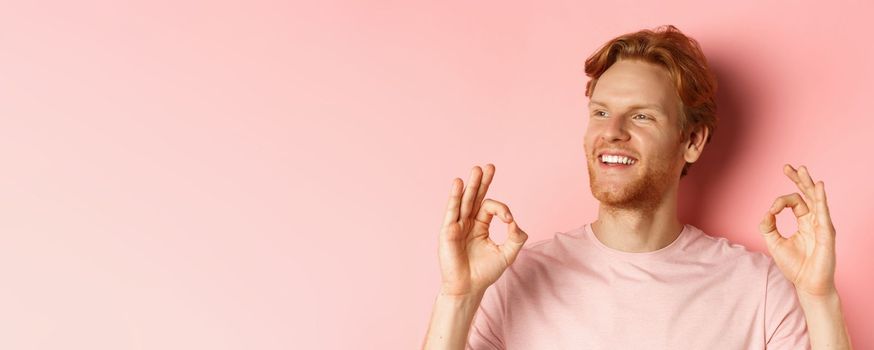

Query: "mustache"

xmin=591 ymin=140 xmax=638 ymax=155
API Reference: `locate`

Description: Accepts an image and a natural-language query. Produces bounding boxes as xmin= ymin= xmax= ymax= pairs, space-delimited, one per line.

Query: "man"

xmin=422 ymin=25 xmax=853 ymax=349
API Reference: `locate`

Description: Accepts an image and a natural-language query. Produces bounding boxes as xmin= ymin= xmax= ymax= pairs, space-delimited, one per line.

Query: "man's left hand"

xmin=759 ymin=164 xmax=837 ymax=297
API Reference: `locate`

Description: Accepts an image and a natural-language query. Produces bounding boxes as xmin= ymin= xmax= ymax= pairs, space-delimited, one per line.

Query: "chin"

xmin=592 ymin=181 xmax=645 ymax=206
xmin=584 ymin=153 xmax=682 ymax=210
xmin=588 ymin=166 xmax=666 ymax=210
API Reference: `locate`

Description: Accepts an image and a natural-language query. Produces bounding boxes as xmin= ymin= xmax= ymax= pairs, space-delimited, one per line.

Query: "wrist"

xmin=794 ymin=288 xmax=853 ymax=350
xmin=797 ymin=288 xmax=841 ymax=309
xmin=425 ymin=289 xmax=487 ymax=350
xmin=438 ymin=288 xmax=486 ymax=303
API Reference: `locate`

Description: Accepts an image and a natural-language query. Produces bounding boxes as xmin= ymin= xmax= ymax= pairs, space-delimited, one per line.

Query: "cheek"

xmin=583 ymin=126 xmax=598 ymax=148
xmin=649 ymin=140 xmax=685 ymax=164
xmin=583 ymin=137 xmax=598 ymax=159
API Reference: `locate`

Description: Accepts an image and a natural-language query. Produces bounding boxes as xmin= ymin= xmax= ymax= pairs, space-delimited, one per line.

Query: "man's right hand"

xmin=438 ymin=164 xmax=529 ymax=297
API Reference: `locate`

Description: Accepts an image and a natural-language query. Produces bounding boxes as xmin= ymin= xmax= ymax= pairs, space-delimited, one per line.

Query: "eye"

xmin=593 ymin=110 xmax=608 ymax=118
xmin=632 ymin=113 xmax=652 ymax=120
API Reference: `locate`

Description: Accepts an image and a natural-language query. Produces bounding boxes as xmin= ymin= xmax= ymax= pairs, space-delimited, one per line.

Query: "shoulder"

xmin=684 ymin=224 xmax=773 ymax=271
xmin=486 ymin=225 xmax=588 ymax=288
xmin=685 ymin=229 xmax=806 ymax=345
xmin=513 ymin=225 xmax=587 ymax=265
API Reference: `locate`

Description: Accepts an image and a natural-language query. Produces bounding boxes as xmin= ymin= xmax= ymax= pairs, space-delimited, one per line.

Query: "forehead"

xmin=589 ymin=59 xmax=680 ymax=113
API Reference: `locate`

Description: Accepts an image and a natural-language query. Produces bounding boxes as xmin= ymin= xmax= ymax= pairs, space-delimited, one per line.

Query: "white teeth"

xmin=600 ymin=154 xmax=635 ymax=165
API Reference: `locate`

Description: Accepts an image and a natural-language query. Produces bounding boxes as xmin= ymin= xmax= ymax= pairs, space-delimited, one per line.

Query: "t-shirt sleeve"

xmin=764 ymin=258 xmax=811 ymax=349
xmin=466 ymin=281 xmax=506 ymax=350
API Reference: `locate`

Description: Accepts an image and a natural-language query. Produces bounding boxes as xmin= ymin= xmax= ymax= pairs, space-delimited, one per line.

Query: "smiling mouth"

xmin=598 ymin=154 xmax=637 ymax=166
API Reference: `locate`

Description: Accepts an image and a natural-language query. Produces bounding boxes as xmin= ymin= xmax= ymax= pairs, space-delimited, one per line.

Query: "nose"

xmin=601 ymin=115 xmax=630 ymax=142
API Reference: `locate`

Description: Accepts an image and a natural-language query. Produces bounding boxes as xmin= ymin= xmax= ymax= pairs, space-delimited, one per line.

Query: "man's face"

xmin=583 ymin=59 xmax=687 ymax=209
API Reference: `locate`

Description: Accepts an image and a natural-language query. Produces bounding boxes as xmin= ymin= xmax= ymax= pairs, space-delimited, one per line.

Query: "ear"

xmin=683 ymin=124 xmax=710 ymax=164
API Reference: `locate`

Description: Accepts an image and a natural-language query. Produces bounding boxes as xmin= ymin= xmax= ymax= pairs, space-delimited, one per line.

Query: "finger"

xmin=783 ymin=164 xmax=816 ymax=209
xmin=758 ymin=209 xmax=786 ymax=249
xmin=499 ymin=220 xmax=529 ymax=265
xmin=769 ymin=192 xmax=810 ymax=218
xmin=797 ymin=165 xmax=819 ymax=205
xmin=471 ymin=164 xmax=495 ymax=219
xmin=442 ymin=178 xmax=463 ymax=227
xmin=814 ymin=181 xmax=836 ymax=245
xmin=474 ymin=198 xmax=513 ymax=230
xmin=458 ymin=166 xmax=483 ymax=222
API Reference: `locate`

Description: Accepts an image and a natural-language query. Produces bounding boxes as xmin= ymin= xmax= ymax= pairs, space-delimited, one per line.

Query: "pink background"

xmin=1 ymin=1 xmax=872 ymax=349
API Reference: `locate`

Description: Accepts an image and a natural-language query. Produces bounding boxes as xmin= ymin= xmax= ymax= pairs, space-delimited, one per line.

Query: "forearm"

xmin=797 ymin=290 xmax=853 ymax=350
xmin=423 ymin=290 xmax=486 ymax=350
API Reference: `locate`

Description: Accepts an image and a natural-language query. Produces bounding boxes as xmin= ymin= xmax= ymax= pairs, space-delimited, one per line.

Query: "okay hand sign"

xmin=437 ymin=164 xmax=529 ymax=297
xmin=759 ymin=164 xmax=838 ymax=297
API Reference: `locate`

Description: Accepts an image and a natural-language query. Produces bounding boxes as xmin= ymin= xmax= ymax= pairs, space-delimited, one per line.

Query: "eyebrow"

xmin=588 ymin=100 xmax=666 ymax=114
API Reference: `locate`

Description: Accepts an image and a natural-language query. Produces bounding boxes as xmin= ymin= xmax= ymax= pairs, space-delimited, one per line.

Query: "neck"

xmin=591 ymin=182 xmax=684 ymax=253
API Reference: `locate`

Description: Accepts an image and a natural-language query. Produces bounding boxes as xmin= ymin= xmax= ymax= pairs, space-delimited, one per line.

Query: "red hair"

xmin=584 ymin=25 xmax=718 ymax=177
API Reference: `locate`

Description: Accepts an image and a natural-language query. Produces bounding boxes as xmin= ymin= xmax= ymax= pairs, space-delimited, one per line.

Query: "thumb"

xmin=499 ymin=220 xmax=528 ymax=265
xmin=758 ymin=210 xmax=784 ymax=250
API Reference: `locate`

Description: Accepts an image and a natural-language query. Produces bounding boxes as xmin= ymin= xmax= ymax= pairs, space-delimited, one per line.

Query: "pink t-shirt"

xmin=467 ymin=223 xmax=810 ymax=349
